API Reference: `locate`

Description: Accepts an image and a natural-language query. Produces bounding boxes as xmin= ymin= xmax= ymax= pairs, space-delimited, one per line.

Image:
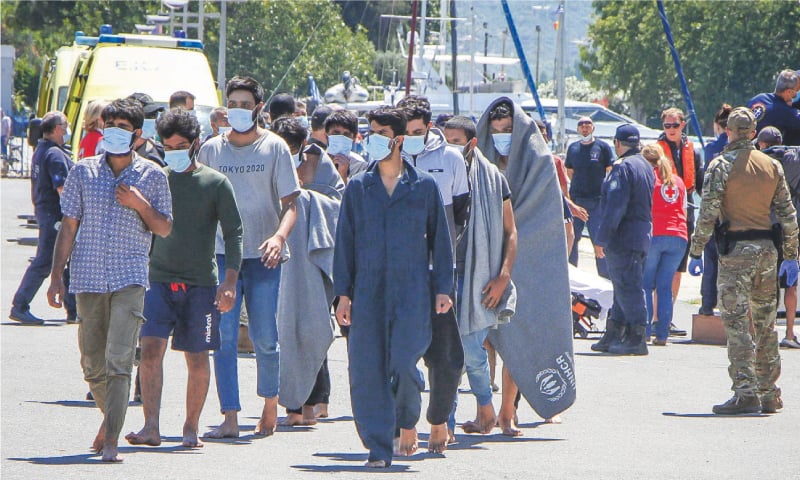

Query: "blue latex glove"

xmin=780 ymin=260 xmax=799 ymax=287
xmin=688 ymin=257 xmax=703 ymax=276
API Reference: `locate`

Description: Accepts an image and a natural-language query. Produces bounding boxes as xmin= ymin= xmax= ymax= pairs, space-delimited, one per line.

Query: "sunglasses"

xmin=577 ymin=121 xmax=593 ymax=126
xmin=663 ymin=122 xmax=681 ymax=129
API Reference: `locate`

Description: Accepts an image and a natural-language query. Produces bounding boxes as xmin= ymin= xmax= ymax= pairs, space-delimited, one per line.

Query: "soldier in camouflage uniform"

xmin=688 ymin=107 xmax=799 ymax=415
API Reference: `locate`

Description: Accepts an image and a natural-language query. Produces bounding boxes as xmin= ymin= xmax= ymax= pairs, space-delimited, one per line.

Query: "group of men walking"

xmin=8 ymin=67 xmax=800 ymax=464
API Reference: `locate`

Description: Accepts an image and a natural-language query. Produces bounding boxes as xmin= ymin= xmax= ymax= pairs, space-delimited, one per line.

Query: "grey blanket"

xmin=459 ymin=146 xmax=516 ymax=335
xmin=477 ymin=96 xmax=576 ymax=419
xmin=277 ymin=155 xmax=343 ymax=410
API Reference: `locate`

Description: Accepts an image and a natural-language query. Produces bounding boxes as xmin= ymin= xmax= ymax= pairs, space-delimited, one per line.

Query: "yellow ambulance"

xmin=59 ymin=26 xmax=220 ymax=155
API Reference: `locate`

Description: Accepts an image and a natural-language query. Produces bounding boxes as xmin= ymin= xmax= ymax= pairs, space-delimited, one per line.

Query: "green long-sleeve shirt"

xmin=150 ymin=164 xmax=243 ymax=285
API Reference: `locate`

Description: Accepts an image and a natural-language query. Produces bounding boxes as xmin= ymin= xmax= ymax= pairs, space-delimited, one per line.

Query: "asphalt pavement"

xmin=2 ymin=176 xmax=799 ymax=479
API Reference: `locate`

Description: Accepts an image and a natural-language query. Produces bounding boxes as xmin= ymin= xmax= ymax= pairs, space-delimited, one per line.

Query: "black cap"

xmin=614 ymin=123 xmax=640 ymax=144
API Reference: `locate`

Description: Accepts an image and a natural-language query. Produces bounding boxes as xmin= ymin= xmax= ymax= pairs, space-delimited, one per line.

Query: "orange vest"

xmin=657 ymin=139 xmax=695 ymax=193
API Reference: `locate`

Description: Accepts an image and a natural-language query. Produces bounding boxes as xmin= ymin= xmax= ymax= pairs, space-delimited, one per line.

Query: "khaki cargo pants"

xmin=77 ymin=285 xmax=145 ymax=441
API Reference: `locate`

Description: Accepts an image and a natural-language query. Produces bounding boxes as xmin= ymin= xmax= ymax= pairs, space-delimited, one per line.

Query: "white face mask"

xmin=227 ymin=108 xmax=255 ymax=133
xmin=579 ymin=134 xmax=593 ymax=142
xmin=218 ymin=126 xmax=232 ymax=136
xmin=102 ymin=127 xmax=134 ymax=155
xmin=402 ymin=134 xmax=426 ymax=155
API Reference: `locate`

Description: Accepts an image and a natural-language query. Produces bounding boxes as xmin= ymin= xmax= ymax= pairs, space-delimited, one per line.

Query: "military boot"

xmin=591 ymin=318 xmax=625 ymax=352
xmin=761 ymin=389 xmax=783 ymax=414
xmin=608 ymin=325 xmax=648 ymax=355
xmin=712 ymin=394 xmax=761 ymax=415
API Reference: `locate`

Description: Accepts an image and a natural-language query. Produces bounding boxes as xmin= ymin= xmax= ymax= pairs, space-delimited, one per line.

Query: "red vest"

xmin=657 ymin=138 xmax=695 ymax=194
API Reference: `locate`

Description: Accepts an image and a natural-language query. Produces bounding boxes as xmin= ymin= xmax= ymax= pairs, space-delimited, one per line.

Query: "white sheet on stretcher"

xmin=569 ymin=264 xmax=613 ymax=324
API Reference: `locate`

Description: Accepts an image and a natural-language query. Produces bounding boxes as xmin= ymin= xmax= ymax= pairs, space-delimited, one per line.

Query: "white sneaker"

xmin=780 ymin=336 xmax=800 ymax=349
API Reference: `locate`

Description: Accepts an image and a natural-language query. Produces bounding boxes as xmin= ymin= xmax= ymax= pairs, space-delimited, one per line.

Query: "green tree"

xmin=581 ymin=0 xmax=800 ymax=134
xmin=1 ymin=0 xmax=161 ymax=107
xmin=204 ymin=0 xmax=376 ymax=100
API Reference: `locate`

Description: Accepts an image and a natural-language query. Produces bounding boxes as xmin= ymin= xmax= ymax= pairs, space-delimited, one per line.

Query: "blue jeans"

xmin=12 ymin=211 xmax=75 ymax=316
xmin=643 ymin=236 xmax=688 ymax=340
xmin=605 ymin=246 xmax=648 ymax=327
xmin=214 ymin=255 xmax=281 ymax=412
xmin=461 ymin=327 xmax=493 ymax=406
xmin=569 ymin=196 xmax=608 ymax=278
xmin=700 ymin=235 xmax=718 ymax=312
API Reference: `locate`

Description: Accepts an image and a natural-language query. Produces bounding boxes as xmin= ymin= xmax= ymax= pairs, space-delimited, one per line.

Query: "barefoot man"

xmin=125 ymin=109 xmax=242 ymax=448
xmin=442 ymin=116 xmax=518 ymax=437
xmin=334 ymin=107 xmax=454 ymax=468
xmin=47 ymin=99 xmax=173 ymax=462
xmin=198 ymin=76 xmax=300 ymax=438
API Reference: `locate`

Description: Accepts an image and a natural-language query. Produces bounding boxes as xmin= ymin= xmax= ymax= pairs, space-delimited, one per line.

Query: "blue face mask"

xmin=102 ymin=127 xmax=134 ymax=155
xmin=141 ymin=119 xmax=157 ymax=140
xmin=326 ymin=134 xmax=353 ymax=156
xmin=228 ymin=108 xmax=255 ymax=133
xmin=402 ymin=134 xmax=425 ymax=155
xmin=218 ymin=126 xmax=232 ymax=136
xmin=296 ymin=116 xmax=309 ymax=129
xmin=62 ymin=127 xmax=72 ymax=145
xmin=163 ymin=148 xmax=193 ymax=173
xmin=492 ymin=132 xmax=513 ymax=156
xmin=366 ymin=133 xmax=393 ymax=161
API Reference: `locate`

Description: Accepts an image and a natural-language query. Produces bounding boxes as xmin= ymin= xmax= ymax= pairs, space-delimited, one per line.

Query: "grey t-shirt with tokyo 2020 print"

xmin=198 ymin=129 xmax=301 ymax=259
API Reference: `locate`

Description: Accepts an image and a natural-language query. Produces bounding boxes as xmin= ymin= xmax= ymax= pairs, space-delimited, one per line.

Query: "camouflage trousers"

xmin=717 ymin=239 xmax=781 ymax=399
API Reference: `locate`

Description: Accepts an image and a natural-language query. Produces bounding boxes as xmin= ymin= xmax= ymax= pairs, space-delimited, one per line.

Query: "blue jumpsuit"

xmin=596 ymin=149 xmax=655 ymax=327
xmin=333 ymin=160 xmax=453 ymax=465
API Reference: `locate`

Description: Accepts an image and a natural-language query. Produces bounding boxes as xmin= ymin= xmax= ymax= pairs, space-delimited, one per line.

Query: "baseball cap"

xmin=757 ymin=126 xmax=782 ymax=145
xmin=127 ymin=92 xmax=164 ymax=116
xmin=310 ymin=105 xmax=335 ymax=130
xmin=726 ymin=107 xmax=756 ymax=134
xmin=614 ymin=124 xmax=639 ymax=144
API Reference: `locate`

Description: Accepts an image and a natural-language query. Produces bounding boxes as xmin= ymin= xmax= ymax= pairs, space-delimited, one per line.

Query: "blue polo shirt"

xmin=31 ymin=139 xmax=72 ymax=215
xmin=564 ymin=139 xmax=614 ymax=199
xmin=748 ymin=92 xmax=800 ymax=146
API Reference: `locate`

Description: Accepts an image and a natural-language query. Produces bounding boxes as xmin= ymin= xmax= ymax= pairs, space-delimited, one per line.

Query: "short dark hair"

xmin=366 ymin=107 xmax=407 ymax=137
xmin=41 ymin=111 xmax=64 ymax=135
xmin=102 ymin=98 xmax=144 ymax=130
xmin=269 ymin=93 xmax=296 ymax=120
xmin=226 ymin=76 xmax=264 ymax=105
xmin=443 ymin=115 xmax=476 ymax=141
xmin=489 ymin=101 xmax=514 ymax=121
xmin=396 ymin=95 xmax=432 ymax=124
xmin=169 ymin=90 xmax=196 ymax=109
xmin=271 ymin=117 xmax=308 ymax=151
xmin=156 ymin=108 xmax=201 ymax=143
xmin=324 ymin=110 xmax=358 ymax=136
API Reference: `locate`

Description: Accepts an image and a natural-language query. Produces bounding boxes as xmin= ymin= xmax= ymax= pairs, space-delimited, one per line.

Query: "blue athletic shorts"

xmin=142 ymin=282 xmax=220 ymax=352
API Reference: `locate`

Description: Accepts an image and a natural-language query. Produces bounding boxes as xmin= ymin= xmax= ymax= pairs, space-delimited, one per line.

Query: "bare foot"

xmin=397 ymin=428 xmax=418 ymax=456
xmin=182 ymin=425 xmax=204 ymax=448
xmin=204 ymin=413 xmax=239 ymax=439
xmin=313 ymin=403 xmax=329 ymax=418
xmin=365 ymin=459 xmax=387 ymax=468
xmin=302 ymin=405 xmax=318 ymax=425
xmin=428 ymin=423 xmax=448 ymax=453
xmin=280 ymin=412 xmax=315 ymax=426
xmin=255 ymin=397 xmax=278 ymax=436
xmin=499 ymin=416 xmax=522 ymax=437
xmin=101 ymin=442 xmax=122 ymax=463
xmin=461 ymin=404 xmax=497 ymax=434
xmin=545 ymin=414 xmax=563 ymax=424
xmin=448 ymin=429 xmax=456 ymax=444
xmin=92 ymin=422 xmax=106 ymax=453
xmin=125 ymin=426 xmax=161 ymax=446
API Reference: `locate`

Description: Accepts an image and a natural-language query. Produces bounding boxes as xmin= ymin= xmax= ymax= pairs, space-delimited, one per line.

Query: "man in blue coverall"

xmin=593 ymin=124 xmax=655 ymax=356
xmin=333 ymin=106 xmax=454 ymax=468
